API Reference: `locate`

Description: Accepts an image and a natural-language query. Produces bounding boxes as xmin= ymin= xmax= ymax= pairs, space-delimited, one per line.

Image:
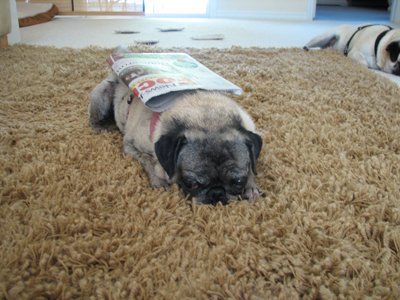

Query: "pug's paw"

xmin=89 ymin=122 xmax=119 ymax=134
xmin=242 ymin=185 xmax=260 ymax=200
xmin=149 ymin=176 xmax=171 ymax=190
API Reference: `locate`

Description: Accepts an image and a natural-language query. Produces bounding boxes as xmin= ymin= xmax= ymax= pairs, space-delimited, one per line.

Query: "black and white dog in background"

xmin=304 ymin=24 xmax=400 ymax=76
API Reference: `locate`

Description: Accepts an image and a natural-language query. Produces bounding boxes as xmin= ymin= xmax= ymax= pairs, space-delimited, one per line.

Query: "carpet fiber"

xmin=1 ymin=44 xmax=400 ymax=299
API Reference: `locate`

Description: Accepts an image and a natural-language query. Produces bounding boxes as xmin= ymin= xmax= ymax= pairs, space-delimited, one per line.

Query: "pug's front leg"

xmin=304 ymin=31 xmax=337 ymax=50
xmin=347 ymin=51 xmax=369 ymax=68
xmin=123 ymin=137 xmax=170 ymax=189
xmin=242 ymin=172 xmax=260 ymax=200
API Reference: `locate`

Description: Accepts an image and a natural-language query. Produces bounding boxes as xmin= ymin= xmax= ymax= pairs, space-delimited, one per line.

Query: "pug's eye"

xmin=231 ymin=177 xmax=247 ymax=190
xmin=183 ymin=179 xmax=200 ymax=190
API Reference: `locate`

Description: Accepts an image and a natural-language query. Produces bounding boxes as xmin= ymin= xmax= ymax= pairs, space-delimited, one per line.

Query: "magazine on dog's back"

xmin=107 ymin=53 xmax=243 ymax=112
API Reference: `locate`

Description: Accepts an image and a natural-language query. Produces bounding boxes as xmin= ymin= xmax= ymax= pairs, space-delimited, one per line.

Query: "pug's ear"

xmin=245 ymin=131 xmax=263 ymax=175
xmin=155 ymin=133 xmax=187 ymax=179
xmin=386 ymin=41 xmax=400 ymax=63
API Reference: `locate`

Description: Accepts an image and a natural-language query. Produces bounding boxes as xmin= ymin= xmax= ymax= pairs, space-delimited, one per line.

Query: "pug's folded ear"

xmin=155 ymin=133 xmax=187 ymax=179
xmin=245 ymin=131 xmax=263 ymax=175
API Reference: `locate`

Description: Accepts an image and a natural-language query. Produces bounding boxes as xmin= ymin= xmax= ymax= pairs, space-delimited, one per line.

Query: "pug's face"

xmin=177 ymin=138 xmax=257 ymax=205
xmin=378 ymin=31 xmax=400 ymax=76
xmin=384 ymin=41 xmax=400 ymax=76
xmin=155 ymin=128 xmax=262 ymax=205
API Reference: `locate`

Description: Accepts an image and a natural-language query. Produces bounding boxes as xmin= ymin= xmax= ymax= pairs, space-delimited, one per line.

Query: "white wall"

xmin=214 ymin=0 xmax=316 ymax=21
xmin=217 ymin=0 xmax=308 ymax=12
xmin=9 ymin=0 xmax=21 ymax=44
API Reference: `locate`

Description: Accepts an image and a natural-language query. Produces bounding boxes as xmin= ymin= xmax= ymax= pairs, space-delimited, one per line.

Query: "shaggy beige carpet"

xmin=1 ymin=44 xmax=400 ymax=299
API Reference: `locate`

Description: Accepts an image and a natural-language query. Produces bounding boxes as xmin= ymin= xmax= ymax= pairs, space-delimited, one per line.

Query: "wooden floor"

xmin=0 ymin=35 xmax=9 ymax=48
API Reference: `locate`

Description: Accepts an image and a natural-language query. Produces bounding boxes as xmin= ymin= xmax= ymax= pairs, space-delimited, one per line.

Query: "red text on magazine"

xmin=132 ymin=76 xmax=197 ymax=97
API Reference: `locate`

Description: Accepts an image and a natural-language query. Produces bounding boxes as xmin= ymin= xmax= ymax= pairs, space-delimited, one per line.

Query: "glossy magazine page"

xmin=107 ymin=53 xmax=242 ymax=111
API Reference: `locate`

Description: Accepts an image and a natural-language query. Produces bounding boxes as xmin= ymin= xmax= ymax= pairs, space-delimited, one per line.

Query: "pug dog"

xmin=304 ymin=24 xmax=400 ymax=75
xmin=88 ymin=45 xmax=263 ymax=205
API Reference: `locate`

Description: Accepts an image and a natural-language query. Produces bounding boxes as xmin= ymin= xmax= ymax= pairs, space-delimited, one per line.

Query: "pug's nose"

xmin=207 ymin=187 xmax=227 ymax=204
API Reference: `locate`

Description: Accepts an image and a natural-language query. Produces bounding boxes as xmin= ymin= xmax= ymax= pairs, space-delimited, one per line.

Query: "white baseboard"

xmin=216 ymin=10 xmax=312 ymax=21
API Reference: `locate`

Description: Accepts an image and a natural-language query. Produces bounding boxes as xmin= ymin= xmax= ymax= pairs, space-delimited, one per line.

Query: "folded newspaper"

xmin=106 ymin=53 xmax=243 ymax=112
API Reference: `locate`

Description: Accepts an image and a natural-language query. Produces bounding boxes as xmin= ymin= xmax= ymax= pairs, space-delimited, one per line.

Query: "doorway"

xmin=314 ymin=1 xmax=391 ymax=22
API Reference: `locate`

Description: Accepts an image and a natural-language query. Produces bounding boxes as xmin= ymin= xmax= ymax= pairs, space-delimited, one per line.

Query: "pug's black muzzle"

xmin=393 ymin=63 xmax=400 ymax=76
xmin=207 ymin=187 xmax=228 ymax=205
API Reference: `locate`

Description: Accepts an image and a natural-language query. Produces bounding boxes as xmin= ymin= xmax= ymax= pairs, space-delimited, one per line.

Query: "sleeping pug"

xmin=88 ymin=45 xmax=263 ymax=205
xmin=304 ymin=24 xmax=400 ymax=75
